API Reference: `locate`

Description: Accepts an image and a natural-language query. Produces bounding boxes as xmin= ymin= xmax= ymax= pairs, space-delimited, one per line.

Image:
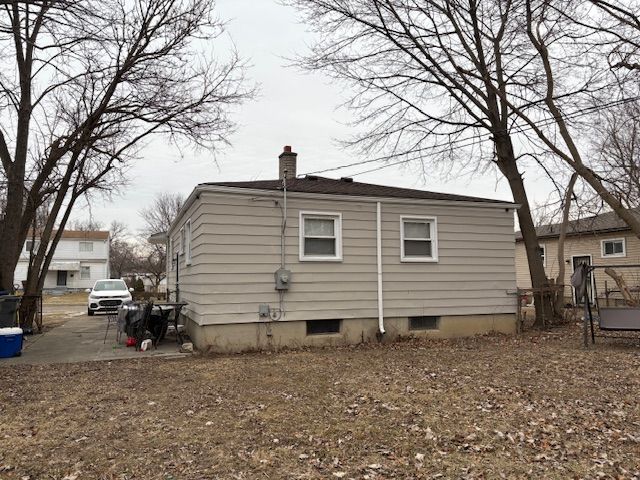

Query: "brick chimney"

xmin=279 ymin=145 xmax=297 ymax=180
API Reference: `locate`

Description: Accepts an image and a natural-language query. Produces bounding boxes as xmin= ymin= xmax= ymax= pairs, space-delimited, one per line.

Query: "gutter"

xmin=376 ymin=201 xmax=385 ymax=335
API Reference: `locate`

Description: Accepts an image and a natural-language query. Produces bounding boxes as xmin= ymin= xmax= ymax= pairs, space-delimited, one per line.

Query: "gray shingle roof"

xmin=515 ymin=209 xmax=639 ymax=241
xmin=203 ymin=176 xmax=512 ymax=204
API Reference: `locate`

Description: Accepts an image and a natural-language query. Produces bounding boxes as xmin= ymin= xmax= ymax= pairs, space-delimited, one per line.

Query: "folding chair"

xmin=103 ymin=310 xmax=120 ymax=344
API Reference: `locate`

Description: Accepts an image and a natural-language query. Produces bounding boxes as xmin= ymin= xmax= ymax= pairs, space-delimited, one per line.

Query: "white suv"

xmin=87 ymin=279 xmax=134 ymax=316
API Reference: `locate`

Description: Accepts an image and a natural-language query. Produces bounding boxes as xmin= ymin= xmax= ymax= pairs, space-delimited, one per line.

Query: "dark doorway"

xmin=572 ymin=255 xmax=593 ymax=304
xmin=57 ymin=270 xmax=67 ymax=287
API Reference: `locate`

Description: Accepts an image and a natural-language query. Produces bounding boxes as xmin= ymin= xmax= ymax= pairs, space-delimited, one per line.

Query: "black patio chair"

xmin=134 ymin=301 xmax=155 ymax=351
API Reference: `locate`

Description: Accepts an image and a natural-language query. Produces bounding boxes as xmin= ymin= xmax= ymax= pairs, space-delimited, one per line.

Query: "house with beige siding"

xmin=515 ymin=210 xmax=640 ymax=303
xmin=168 ymin=147 xmax=518 ymax=352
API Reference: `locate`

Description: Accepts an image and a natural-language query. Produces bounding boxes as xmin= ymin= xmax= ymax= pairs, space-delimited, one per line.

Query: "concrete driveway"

xmin=3 ymin=307 xmax=187 ymax=365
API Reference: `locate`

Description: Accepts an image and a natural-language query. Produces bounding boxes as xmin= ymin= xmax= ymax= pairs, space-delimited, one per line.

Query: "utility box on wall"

xmin=274 ymin=268 xmax=291 ymax=290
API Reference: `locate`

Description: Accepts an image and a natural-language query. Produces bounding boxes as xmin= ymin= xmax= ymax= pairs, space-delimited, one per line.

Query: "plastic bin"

xmin=0 ymin=295 xmax=21 ymax=328
xmin=0 ymin=327 xmax=23 ymax=358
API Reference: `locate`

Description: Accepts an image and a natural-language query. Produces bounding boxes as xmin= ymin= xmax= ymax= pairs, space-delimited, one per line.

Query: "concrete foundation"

xmin=186 ymin=313 xmax=516 ymax=353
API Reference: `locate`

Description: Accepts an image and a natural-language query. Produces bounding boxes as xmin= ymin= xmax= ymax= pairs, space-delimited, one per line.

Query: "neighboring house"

xmin=167 ymin=146 xmax=518 ymax=352
xmin=123 ymin=273 xmax=167 ymax=293
xmin=15 ymin=230 xmax=110 ymax=291
xmin=515 ymin=210 xmax=640 ymax=303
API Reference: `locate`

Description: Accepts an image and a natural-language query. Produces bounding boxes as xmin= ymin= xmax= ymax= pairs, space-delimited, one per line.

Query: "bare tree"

xmin=108 ymin=221 xmax=139 ymax=279
xmin=0 ymin=0 xmax=253 ymax=327
xmin=137 ymin=246 xmax=166 ymax=291
xmin=137 ymin=193 xmax=184 ymax=290
xmin=588 ymin=0 xmax=640 ymax=73
xmin=288 ymin=0 xmax=556 ymax=325
xmin=591 ymin=102 xmax=640 ymax=208
xmin=139 ymin=193 xmax=184 ymax=238
xmin=500 ymin=1 xmax=640 ymax=235
xmin=71 ymin=219 xmax=104 ymax=231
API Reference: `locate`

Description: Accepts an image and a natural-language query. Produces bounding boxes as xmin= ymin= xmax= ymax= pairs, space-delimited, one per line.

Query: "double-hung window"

xmin=602 ymin=238 xmax=625 ymax=258
xmin=81 ymin=266 xmax=91 ymax=280
xmin=299 ymin=211 xmax=342 ymax=261
xmin=538 ymin=244 xmax=547 ymax=267
xmin=179 ymin=227 xmax=185 ymax=256
xmin=185 ymin=219 xmax=192 ymax=265
xmin=400 ymin=216 xmax=438 ymax=262
xmin=25 ymin=240 xmax=39 ymax=252
xmin=79 ymin=241 xmax=93 ymax=252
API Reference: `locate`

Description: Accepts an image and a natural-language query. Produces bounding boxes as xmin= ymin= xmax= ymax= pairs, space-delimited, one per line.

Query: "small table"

xmin=153 ymin=303 xmax=188 ymax=344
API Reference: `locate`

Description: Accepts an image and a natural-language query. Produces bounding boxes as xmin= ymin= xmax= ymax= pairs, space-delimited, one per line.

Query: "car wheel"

xmin=88 ymin=309 xmax=94 ymax=316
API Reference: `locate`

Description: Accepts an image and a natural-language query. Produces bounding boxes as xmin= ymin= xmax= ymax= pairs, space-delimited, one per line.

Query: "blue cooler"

xmin=0 ymin=327 xmax=23 ymax=358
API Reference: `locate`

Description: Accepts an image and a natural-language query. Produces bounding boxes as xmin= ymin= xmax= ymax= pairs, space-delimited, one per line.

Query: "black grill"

xmin=99 ymin=299 xmax=122 ymax=307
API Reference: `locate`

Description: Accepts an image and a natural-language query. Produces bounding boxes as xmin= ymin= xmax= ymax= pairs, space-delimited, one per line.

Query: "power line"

xmin=300 ymin=95 xmax=640 ymax=178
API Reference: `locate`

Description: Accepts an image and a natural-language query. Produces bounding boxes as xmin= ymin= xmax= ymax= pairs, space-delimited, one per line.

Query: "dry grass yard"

xmin=1 ymin=325 xmax=639 ymax=479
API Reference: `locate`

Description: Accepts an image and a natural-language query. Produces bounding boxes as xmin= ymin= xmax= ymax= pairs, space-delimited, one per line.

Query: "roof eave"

xmin=197 ymin=184 xmax=518 ymax=208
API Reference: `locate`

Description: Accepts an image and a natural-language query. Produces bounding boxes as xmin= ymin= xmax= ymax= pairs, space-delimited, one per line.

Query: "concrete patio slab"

xmin=2 ymin=310 xmax=188 ymax=365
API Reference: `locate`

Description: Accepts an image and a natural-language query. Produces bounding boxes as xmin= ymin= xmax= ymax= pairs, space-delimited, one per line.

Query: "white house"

xmin=167 ymin=147 xmax=518 ymax=353
xmin=15 ymin=230 xmax=110 ymax=290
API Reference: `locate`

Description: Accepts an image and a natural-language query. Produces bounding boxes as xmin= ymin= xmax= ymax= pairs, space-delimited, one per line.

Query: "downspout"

xmin=281 ymin=172 xmax=287 ymax=269
xmin=175 ymin=252 xmax=180 ymax=302
xmin=376 ymin=201 xmax=385 ymax=335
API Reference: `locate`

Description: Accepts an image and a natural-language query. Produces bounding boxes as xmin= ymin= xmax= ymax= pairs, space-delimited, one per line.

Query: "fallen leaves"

xmin=0 ymin=325 xmax=639 ymax=479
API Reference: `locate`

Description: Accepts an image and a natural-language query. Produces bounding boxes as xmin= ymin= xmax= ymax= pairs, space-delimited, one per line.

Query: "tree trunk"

xmin=494 ymin=134 xmax=552 ymax=328
xmin=555 ymin=173 xmax=578 ymax=315
xmin=19 ymin=192 xmax=78 ymax=329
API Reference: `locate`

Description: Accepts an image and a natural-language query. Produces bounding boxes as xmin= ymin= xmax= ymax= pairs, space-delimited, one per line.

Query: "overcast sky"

xmin=75 ymin=0 xmax=552 ymax=234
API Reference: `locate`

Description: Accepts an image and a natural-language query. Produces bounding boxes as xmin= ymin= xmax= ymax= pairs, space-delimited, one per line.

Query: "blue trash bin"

xmin=0 ymin=327 xmax=23 ymax=358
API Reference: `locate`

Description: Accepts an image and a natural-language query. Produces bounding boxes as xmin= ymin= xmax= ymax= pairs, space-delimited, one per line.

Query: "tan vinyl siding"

xmin=515 ymin=232 xmax=640 ymax=299
xmin=169 ymin=191 xmax=517 ymax=326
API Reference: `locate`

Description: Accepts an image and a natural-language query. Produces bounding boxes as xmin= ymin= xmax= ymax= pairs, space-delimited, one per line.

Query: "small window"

xmin=538 ymin=244 xmax=546 ymax=267
xmin=185 ymin=219 xmax=192 ymax=265
xmin=25 ymin=240 xmax=39 ymax=252
xmin=168 ymin=239 xmax=173 ymax=271
xmin=401 ymin=216 xmax=438 ymax=262
xmin=179 ymin=227 xmax=185 ymax=256
xmin=306 ymin=319 xmax=341 ymax=335
xmin=409 ymin=316 xmax=439 ymax=330
xmin=299 ymin=211 xmax=342 ymax=261
xmin=79 ymin=241 xmax=93 ymax=252
xmin=80 ymin=266 xmax=91 ymax=280
xmin=602 ymin=238 xmax=625 ymax=258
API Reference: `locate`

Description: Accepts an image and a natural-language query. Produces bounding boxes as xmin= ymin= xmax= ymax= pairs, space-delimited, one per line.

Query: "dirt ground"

xmin=1 ymin=325 xmax=639 ymax=480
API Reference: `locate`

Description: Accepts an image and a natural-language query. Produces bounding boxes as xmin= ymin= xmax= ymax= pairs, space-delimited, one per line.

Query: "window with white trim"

xmin=185 ymin=219 xmax=192 ymax=265
xmin=79 ymin=241 xmax=93 ymax=252
xmin=25 ymin=240 xmax=39 ymax=252
xmin=80 ymin=266 xmax=91 ymax=279
xmin=538 ymin=244 xmax=547 ymax=267
xmin=602 ymin=238 xmax=625 ymax=257
xmin=400 ymin=216 xmax=438 ymax=262
xmin=168 ymin=238 xmax=173 ymax=271
xmin=299 ymin=211 xmax=342 ymax=261
xmin=179 ymin=227 xmax=185 ymax=256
